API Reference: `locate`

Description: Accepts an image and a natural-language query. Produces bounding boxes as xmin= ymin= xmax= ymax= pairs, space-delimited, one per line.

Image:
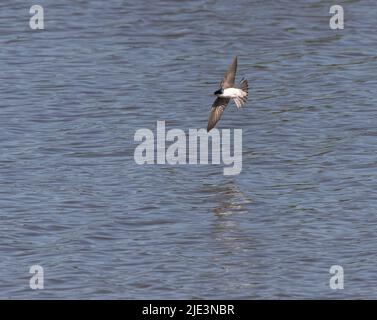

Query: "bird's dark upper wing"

xmin=220 ymin=56 xmax=237 ymax=89
xmin=207 ymin=97 xmax=230 ymax=132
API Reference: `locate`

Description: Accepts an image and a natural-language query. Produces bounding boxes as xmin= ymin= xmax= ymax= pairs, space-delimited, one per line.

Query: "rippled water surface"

xmin=1 ymin=0 xmax=377 ymax=299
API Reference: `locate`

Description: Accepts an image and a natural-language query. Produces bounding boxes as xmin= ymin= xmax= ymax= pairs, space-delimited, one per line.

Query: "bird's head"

xmin=214 ymin=88 xmax=223 ymax=96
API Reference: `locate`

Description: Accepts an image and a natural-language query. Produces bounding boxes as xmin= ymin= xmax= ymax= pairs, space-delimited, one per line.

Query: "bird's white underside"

xmin=218 ymin=88 xmax=247 ymax=109
xmin=220 ymin=88 xmax=247 ymax=99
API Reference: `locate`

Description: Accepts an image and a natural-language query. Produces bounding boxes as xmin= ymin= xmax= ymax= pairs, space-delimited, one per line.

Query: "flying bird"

xmin=207 ymin=56 xmax=248 ymax=132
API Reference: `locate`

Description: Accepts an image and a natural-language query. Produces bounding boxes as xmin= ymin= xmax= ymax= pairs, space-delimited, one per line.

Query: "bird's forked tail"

xmin=239 ymin=78 xmax=248 ymax=95
xmin=234 ymin=78 xmax=248 ymax=109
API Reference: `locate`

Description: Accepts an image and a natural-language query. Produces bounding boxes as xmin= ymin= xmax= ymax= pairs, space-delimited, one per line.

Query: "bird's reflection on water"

xmin=212 ymin=181 xmax=252 ymax=216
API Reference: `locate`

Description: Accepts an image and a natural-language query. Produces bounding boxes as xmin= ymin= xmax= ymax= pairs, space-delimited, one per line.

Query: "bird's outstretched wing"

xmin=220 ymin=56 xmax=237 ymax=89
xmin=207 ymin=97 xmax=230 ymax=132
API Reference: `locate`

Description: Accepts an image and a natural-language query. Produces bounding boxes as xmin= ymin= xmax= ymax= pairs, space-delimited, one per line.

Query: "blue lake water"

xmin=1 ymin=0 xmax=377 ymax=298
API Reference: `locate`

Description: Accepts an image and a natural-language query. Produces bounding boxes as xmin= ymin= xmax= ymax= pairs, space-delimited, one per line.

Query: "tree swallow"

xmin=207 ymin=56 xmax=248 ymax=132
